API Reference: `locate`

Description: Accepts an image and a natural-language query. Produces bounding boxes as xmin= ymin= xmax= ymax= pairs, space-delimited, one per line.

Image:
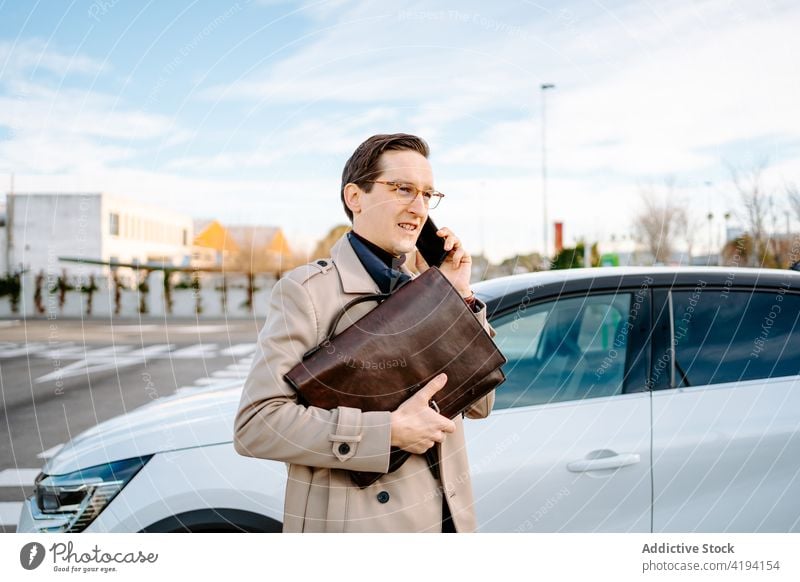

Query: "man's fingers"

xmin=436 ymin=228 xmax=459 ymax=251
xmin=441 ymin=419 xmax=456 ymax=434
xmin=451 ymin=247 xmax=465 ymax=266
xmin=418 ymin=373 xmax=447 ymax=399
xmin=412 ymin=439 xmax=435 ymax=453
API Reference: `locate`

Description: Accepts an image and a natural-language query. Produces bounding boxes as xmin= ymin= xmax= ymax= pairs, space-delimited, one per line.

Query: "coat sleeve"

xmin=233 ymin=275 xmax=392 ymax=473
xmin=463 ymin=298 xmax=496 ymax=420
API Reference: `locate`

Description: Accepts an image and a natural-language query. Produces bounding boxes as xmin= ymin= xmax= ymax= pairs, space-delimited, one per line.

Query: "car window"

xmin=491 ymin=293 xmax=632 ymax=409
xmin=671 ymin=288 xmax=800 ymax=387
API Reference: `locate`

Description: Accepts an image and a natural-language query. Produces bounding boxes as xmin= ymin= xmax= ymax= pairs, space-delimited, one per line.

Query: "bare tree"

xmin=788 ymin=182 xmax=800 ymax=223
xmin=677 ymin=209 xmax=706 ymax=263
xmin=312 ymin=224 xmax=351 ymax=259
xmin=632 ymin=179 xmax=687 ymax=264
xmin=729 ymin=159 xmax=772 ymax=267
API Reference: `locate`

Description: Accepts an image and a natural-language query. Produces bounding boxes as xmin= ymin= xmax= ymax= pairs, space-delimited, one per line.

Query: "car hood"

xmin=43 ymin=386 xmax=242 ymax=475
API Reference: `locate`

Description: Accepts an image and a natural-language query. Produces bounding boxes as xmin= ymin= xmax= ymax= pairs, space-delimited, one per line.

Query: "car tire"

xmin=140 ymin=508 xmax=282 ymax=533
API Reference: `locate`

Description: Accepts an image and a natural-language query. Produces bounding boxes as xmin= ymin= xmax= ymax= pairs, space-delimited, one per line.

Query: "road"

xmin=0 ymin=318 xmax=262 ymax=532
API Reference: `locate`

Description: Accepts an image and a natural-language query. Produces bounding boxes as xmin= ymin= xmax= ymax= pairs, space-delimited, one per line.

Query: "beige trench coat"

xmin=233 ymin=234 xmax=495 ymax=533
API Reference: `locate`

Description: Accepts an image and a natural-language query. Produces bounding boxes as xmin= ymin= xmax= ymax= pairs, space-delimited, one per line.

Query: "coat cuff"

xmin=328 ymin=407 xmax=391 ymax=472
xmin=472 ymin=298 xmax=496 ymax=338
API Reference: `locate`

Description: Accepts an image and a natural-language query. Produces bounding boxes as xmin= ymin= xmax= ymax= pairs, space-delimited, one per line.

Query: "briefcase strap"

xmin=324 ymin=273 xmax=420 ymax=343
xmin=324 ymin=292 xmax=390 ymax=342
xmin=301 ymin=293 xmax=389 ymax=360
xmin=303 ymin=276 xmax=417 ymax=360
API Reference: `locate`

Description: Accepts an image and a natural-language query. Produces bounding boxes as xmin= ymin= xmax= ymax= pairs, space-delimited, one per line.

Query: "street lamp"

xmin=541 ymin=83 xmax=556 ymax=261
xmin=723 ymin=211 xmax=732 ymax=241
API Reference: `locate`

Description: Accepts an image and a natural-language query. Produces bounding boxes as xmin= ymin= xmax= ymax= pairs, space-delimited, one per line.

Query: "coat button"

xmin=317 ymin=260 xmax=328 ymax=267
xmin=376 ymin=491 xmax=390 ymax=504
xmin=338 ymin=443 xmax=350 ymax=455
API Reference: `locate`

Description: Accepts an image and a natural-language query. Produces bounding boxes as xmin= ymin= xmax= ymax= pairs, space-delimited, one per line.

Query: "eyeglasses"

xmin=365 ymin=180 xmax=445 ymax=209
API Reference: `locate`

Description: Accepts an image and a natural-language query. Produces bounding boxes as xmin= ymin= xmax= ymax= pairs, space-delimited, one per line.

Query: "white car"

xmin=17 ymin=267 xmax=800 ymax=533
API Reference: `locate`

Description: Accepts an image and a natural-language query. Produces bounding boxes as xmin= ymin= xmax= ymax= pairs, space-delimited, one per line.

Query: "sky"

xmin=1 ymin=0 xmax=799 ymax=262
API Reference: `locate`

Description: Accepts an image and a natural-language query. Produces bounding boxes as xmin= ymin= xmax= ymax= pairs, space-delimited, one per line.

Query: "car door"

xmin=468 ymin=284 xmax=653 ymax=532
xmin=651 ymin=284 xmax=800 ymax=532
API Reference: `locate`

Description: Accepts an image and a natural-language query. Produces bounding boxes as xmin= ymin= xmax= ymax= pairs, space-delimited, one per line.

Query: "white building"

xmin=1 ymin=192 xmax=193 ymax=282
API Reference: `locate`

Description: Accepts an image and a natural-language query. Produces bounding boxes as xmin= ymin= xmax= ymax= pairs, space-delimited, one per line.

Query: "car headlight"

xmin=32 ymin=455 xmax=152 ymax=532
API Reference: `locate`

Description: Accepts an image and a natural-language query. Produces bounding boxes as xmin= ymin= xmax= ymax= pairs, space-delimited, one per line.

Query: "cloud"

xmin=3 ymin=0 xmax=800 ymax=261
xmin=0 ymin=38 xmax=107 ymax=78
xmin=0 ymin=39 xmax=186 ymax=175
xmin=165 ymin=106 xmax=400 ymax=171
xmin=195 ymin=0 xmax=800 ymax=184
xmin=0 ymin=134 xmax=133 ymax=174
xmin=439 ymin=0 xmax=800 ymax=180
xmin=0 ymin=83 xmax=174 ymax=141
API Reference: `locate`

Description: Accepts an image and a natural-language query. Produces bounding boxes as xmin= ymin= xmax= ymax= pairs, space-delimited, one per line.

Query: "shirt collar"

xmin=347 ymin=231 xmax=411 ymax=294
xmin=349 ymin=231 xmax=407 ymax=271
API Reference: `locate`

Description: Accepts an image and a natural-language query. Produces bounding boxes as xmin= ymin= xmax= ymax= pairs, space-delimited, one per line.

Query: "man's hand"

xmin=390 ymin=373 xmax=456 ymax=454
xmin=414 ymin=226 xmax=472 ymax=298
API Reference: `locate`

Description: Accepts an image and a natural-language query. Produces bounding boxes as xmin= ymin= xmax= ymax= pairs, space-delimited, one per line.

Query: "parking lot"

xmin=0 ymin=319 xmax=261 ymax=532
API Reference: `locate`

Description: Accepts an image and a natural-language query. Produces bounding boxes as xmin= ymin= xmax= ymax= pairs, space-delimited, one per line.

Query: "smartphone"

xmin=416 ymin=217 xmax=449 ymax=268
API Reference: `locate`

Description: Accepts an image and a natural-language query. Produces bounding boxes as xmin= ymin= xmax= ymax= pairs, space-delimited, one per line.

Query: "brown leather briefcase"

xmin=284 ymin=266 xmax=506 ymax=487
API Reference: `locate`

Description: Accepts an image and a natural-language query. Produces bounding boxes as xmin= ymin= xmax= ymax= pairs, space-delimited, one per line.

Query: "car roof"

xmin=473 ymin=266 xmax=800 ymax=301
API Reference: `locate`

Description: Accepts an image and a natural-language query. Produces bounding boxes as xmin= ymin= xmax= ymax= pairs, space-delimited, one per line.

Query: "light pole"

xmin=723 ymin=211 xmax=732 ymax=241
xmin=540 ymin=83 xmax=555 ymax=261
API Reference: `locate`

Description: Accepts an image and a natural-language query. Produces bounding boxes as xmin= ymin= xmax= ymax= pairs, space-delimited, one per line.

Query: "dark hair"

xmin=340 ymin=133 xmax=430 ymax=221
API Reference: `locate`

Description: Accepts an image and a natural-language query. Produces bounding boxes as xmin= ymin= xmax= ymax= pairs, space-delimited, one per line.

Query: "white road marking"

xmin=211 ymin=370 xmax=245 ymax=378
xmin=0 ymin=343 xmax=49 ymax=358
xmin=0 ymin=468 xmax=40 ymax=487
xmin=38 ymin=344 xmax=88 ymax=358
xmin=220 ymin=343 xmax=256 ymax=357
xmin=103 ymin=325 xmax=160 ymax=332
xmin=82 ymin=345 xmax=135 ymax=357
xmin=0 ymin=502 xmax=23 ymax=526
xmin=191 ymin=378 xmax=228 ymax=386
xmin=35 ymin=357 xmax=141 ymax=383
xmin=6 ymin=341 xmax=255 ymax=383
xmin=226 ymin=363 xmax=252 ymax=371
xmin=126 ymin=344 xmax=176 ymax=358
xmin=167 ymin=325 xmax=231 ymax=334
xmin=169 ymin=343 xmax=218 ymax=359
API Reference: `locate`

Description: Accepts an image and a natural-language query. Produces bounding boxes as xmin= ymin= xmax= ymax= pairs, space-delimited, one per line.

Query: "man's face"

xmin=351 ymin=149 xmax=433 ymax=256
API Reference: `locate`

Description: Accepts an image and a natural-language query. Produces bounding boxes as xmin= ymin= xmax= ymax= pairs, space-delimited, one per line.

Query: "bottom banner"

xmin=2 ymin=533 xmax=799 ymax=581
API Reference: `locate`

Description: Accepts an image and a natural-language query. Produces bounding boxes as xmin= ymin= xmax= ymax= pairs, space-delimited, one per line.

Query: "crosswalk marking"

xmin=192 ymin=378 xmax=228 ymax=386
xmin=169 ymin=343 xmax=219 ymax=359
xmin=82 ymin=345 xmax=135 ymax=357
xmin=226 ymin=363 xmax=252 ymax=371
xmin=35 ymin=357 xmax=141 ymax=383
xmin=37 ymin=344 xmax=87 ymax=358
xmin=0 ymin=343 xmax=49 ymax=359
xmin=0 ymin=342 xmax=257 ymax=363
xmin=0 ymin=502 xmax=23 ymax=526
xmin=211 ymin=370 xmax=245 ymax=378
xmin=220 ymin=343 xmax=256 ymax=357
xmin=126 ymin=344 xmax=176 ymax=358
xmin=0 ymin=468 xmax=40 ymax=487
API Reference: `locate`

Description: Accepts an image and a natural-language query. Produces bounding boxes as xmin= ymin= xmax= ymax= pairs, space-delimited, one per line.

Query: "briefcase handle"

xmin=302 ymin=292 xmax=391 ymax=359
xmin=302 ymin=271 xmax=421 ymax=360
xmin=324 ymin=292 xmax=390 ymax=344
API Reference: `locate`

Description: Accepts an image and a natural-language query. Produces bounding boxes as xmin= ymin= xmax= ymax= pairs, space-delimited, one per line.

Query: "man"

xmin=233 ymin=133 xmax=494 ymax=533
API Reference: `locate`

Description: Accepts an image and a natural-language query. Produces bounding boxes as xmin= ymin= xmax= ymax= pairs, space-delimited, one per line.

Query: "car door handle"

xmin=567 ymin=453 xmax=641 ymax=472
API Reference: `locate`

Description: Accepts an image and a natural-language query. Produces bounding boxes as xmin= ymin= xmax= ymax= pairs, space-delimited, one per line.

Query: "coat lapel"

xmin=330 ymin=233 xmax=416 ymax=295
